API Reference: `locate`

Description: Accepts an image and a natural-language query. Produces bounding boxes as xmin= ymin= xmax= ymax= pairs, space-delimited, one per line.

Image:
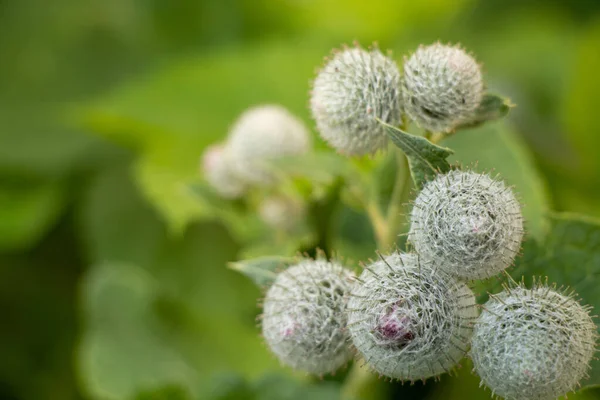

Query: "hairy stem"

xmin=382 ymin=149 xmax=410 ymax=250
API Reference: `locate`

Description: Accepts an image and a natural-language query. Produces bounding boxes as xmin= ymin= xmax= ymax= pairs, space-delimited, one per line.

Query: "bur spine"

xmin=408 ymin=170 xmax=524 ymax=281
xmin=402 ymin=43 xmax=483 ymax=132
xmin=261 ymin=259 xmax=354 ymax=375
xmin=347 ymin=252 xmax=478 ymax=381
xmin=471 ymin=282 xmax=598 ymax=400
xmin=310 ymin=45 xmax=402 ymax=155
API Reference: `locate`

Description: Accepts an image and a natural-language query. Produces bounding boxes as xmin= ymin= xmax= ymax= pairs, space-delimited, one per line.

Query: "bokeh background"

xmin=2 ymin=0 xmax=600 ymax=399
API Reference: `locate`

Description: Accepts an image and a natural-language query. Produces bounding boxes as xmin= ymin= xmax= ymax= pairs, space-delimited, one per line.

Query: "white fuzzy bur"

xmin=409 ymin=170 xmax=524 ymax=281
xmin=347 ymin=253 xmax=478 ymax=381
xmin=471 ymin=284 xmax=598 ymax=400
xmin=259 ymin=196 xmax=305 ymax=233
xmin=201 ymin=144 xmax=246 ymax=199
xmin=227 ymin=104 xmax=311 ymax=185
xmin=310 ymin=46 xmax=402 ymax=156
xmin=261 ymin=259 xmax=355 ymax=375
xmin=403 ymin=43 xmax=483 ymax=133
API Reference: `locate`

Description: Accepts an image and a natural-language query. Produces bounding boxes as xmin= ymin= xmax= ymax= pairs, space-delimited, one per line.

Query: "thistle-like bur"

xmin=408 ymin=170 xmax=524 ymax=281
xmin=258 ymin=196 xmax=305 ymax=233
xmin=310 ymin=45 xmax=402 ymax=156
xmin=201 ymin=144 xmax=246 ymax=199
xmin=402 ymin=43 xmax=483 ymax=133
xmin=226 ymin=105 xmax=311 ymax=185
xmin=347 ymin=253 xmax=478 ymax=381
xmin=471 ymin=283 xmax=598 ymax=400
xmin=261 ymin=259 xmax=355 ymax=375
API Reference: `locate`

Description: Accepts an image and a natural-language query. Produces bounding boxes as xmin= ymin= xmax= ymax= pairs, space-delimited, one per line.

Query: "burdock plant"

xmin=199 ymin=40 xmax=599 ymax=400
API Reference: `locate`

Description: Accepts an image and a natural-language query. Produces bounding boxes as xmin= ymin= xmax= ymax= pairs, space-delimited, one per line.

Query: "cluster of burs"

xmin=203 ymin=42 xmax=598 ymax=400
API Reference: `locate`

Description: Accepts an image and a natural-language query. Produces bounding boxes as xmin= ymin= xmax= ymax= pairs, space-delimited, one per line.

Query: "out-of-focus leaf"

xmin=455 ymin=94 xmax=513 ymax=130
xmin=253 ymin=374 xmax=341 ymax=400
xmin=133 ymin=153 xmax=207 ymax=235
xmin=78 ymin=262 xmax=197 ymax=400
xmin=205 ymin=373 xmax=255 ymax=400
xmin=444 ymin=121 xmax=550 ymax=239
xmin=204 ymin=372 xmax=342 ymax=400
xmin=284 ymin=0 xmax=473 ymax=43
xmin=0 ymin=181 xmax=66 ymax=251
xmin=228 ymin=256 xmax=297 ymax=289
xmin=382 ymin=122 xmax=453 ymax=189
xmin=77 ymin=41 xmax=333 ymax=233
xmin=78 ymin=164 xmax=280 ymax=400
xmin=562 ymin=22 xmax=600 ymax=175
xmin=134 ymin=384 xmax=192 ymax=400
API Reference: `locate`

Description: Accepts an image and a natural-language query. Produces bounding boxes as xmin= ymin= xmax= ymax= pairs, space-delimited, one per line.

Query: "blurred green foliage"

xmin=2 ymin=0 xmax=600 ymax=399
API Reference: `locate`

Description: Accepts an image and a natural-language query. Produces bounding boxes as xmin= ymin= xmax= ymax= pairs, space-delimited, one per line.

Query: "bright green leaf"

xmin=382 ymin=121 xmax=453 ymax=189
xmin=228 ymin=256 xmax=298 ymax=289
xmin=455 ymin=94 xmax=513 ymax=130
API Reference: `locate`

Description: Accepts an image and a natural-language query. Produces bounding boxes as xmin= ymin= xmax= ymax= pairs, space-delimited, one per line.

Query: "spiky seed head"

xmin=258 ymin=196 xmax=305 ymax=233
xmin=310 ymin=45 xmax=402 ymax=156
xmin=261 ymin=259 xmax=355 ymax=375
xmin=471 ymin=283 xmax=598 ymax=400
xmin=402 ymin=43 xmax=483 ymax=133
xmin=408 ymin=170 xmax=524 ymax=281
xmin=201 ymin=144 xmax=246 ymax=199
xmin=226 ymin=105 xmax=311 ymax=185
xmin=347 ymin=252 xmax=478 ymax=381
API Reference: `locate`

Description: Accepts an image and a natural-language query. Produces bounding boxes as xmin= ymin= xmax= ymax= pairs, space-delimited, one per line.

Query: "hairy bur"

xmin=226 ymin=104 xmax=311 ymax=185
xmin=310 ymin=45 xmax=402 ymax=155
xmin=347 ymin=253 xmax=478 ymax=381
xmin=201 ymin=144 xmax=246 ymax=199
xmin=409 ymin=170 xmax=524 ymax=281
xmin=403 ymin=43 xmax=483 ymax=133
xmin=261 ymin=259 xmax=354 ymax=375
xmin=471 ymin=283 xmax=598 ymax=400
xmin=258 ymin=196 xmax=305 ymax=233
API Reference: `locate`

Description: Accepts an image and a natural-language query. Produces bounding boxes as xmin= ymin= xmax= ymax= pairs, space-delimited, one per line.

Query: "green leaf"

xmin=228 ymin=256 xmax=298 ymax=289
xmin=77 ymin=41 xmax=332 ymax=233
xmin=0 ymin=180 xmax=66 ymax=251
xmin=78 ymin=165 xmax=280 ymax=400
xmin=134 ymin=385 xmax=192 ymax=400
xmin=455 ymin=94 xmax=513 ymax=130
xmin=563 ymin=21 xmax=600 ymax=175
xmin=381 ymin=121 xmax=453 ymax=189
xmin=444 ymin=121 xmax=550 ymax=239
xmin=512 ymin=212 xmax=600 ymax=388
xmin=78 ymin=262 xmax=198 ymax=400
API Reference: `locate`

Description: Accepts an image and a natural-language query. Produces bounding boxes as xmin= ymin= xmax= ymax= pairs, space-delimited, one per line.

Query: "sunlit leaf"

xmin=382 ymin=121 xmax=453 ymax=189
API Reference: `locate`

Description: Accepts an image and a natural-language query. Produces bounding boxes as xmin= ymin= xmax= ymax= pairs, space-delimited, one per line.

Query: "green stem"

xmin=341 ymin=361 xmax=382 ymax=400
xmin=342 ymin=142 xmax=412 ymax=400
xmin=382 ymin=149 xmax=410 ymax=251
